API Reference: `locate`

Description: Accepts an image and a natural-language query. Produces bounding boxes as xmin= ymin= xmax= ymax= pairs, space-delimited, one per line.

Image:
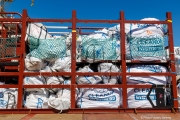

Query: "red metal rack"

xmin=0 ymin=9 xmax=178 ymax=114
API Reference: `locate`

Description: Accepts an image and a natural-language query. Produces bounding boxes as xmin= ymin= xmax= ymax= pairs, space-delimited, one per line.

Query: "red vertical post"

xmin=120 ymin=11 xmax=127 ymax=108
xmin=71 ymin=10 xmax=77 ymax=109
xmin=17 ymin=9 xmax=27 ymax=109
xmin=166 ymin=12 xmax=178 ymax=108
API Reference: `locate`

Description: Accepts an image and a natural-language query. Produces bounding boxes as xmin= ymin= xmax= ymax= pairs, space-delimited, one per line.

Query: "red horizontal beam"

xmin=0 ymin=85 xmax=18 ymax=88
xmin=0 ymin=72 xmax=19 ymax=76
xmin=76 ymin=20 xmax=121 ymax=23
xmin=23 ymin=85 xmax=71 ymax=88
xmin=0 ymin=19 xmax=22 ymax=22
xmin=27 ymin=19 xmax=71 ymax=23
xmin=23 ymin=72 xmax=72 ymax=76
xmin=0 ymin=108 xmax=176 ymax=114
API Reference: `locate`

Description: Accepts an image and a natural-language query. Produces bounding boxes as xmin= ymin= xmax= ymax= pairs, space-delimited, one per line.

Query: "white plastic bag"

xmin=48 ymin=80 xmax=71 ymax=111
xmin=76 ymin=66 xmax=102 ymax=84
xmin=24 ymin=76 xmax=46 ymax=93
xmin=127 ymin=65 xmax=169 ymax=85
xmin=25 ymin=23 xmax=52 ymax=41
xmin=25 ymin=55 xmax=46 ymax=71
xmin=98 ymin=63 xmax=120 ymax=84
xmin=51 ymin=57 xmax=71 ymax=77
xmin=40 ymin=66 xmax=64 ymax=93
xmin=0 ymin=88 xmax=18 ymax=109
xmin=77 ymin=88 xmax=122 ymax=108
xmin=24 ymin=90 xmax=49 ymax=109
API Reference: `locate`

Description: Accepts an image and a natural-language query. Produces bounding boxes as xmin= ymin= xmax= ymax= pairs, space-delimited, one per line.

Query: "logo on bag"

xmin=0 ymin=99 xmax=7 ymax=107
xmin=134 ymin=94 xmax=156 ymax=100
xmin=146 ymin=30 xmax=153 ymax=35
xmin=0 ymin=92 xmax=3 ymax=98
xmin=88 ymin=89 xmax=116 ymax=102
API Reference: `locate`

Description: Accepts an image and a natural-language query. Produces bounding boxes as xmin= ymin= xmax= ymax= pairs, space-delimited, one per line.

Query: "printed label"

xmin=0 ymin=92 xmax=3 ymax=98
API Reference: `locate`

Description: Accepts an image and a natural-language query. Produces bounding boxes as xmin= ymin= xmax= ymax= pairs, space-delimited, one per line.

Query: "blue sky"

xmin=6 ymin=0 xmax=180 ymax=46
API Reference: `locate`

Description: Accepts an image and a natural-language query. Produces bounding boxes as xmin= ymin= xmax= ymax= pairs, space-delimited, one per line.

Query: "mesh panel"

xmin=28 ymin=36 xmax=67 ymax=60
xmin=81 ymin=37 xmax=117 ymax=61
xmin=128 ymin=36 xmax=166 ymax=59
xmin=0 ymin=38 xmax=17 ymax=59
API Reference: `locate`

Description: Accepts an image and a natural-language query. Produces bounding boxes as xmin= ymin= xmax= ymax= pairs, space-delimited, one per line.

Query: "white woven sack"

xmin=24 ymin=90 xmax=49 ymax=109
xmin=0 ymin=88 xmax=18 ymax=109
xmin=40 ymin=66 xmax=64 ymax=93
xmin=76 ymin=66 xmax=102 ymax=84
xmin=77 ymin=88 xmax=122 ymax=108
xmin=24 ymin=76 xmax=46 ymax=93
xmin=25 ymin=23 xmax=52 ymax=41
xmin=127 ymin=65 xmax=169 ymax=85
xmin=25 ymin=55 xmax=46 ymax=71
xmin=127 ymin=88 xmax=157 ymax=108
xmin=48 ymin=80 xmax=71 ymax=111
xmin=51 ymin=57 xmax=71 ymax=77
xmin=98 ymin=63 xmax=120 ymax=84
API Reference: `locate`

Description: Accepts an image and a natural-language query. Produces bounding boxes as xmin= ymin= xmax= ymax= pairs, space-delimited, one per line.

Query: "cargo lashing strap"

xmin=147 ymin=84 xmax=173 ymax=108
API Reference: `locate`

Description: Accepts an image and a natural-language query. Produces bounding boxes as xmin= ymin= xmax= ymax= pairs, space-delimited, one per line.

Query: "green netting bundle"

xmin=28 ymin=36 xmax=67 ymax=60
xmin=128 ymin=36 xmax=166 ymax=60
xmin=81 ymin=37 xmax=117 ymax=61
xmin=0 ymin=37 xmax=17 ymax=58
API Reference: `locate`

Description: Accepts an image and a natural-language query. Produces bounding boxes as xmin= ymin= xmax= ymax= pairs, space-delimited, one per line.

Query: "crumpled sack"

xmin=98 ymin=63 xmax=120 ymax=84
xmin=0 ymin=88 xmax=18 ymax=109
xmin=127 ymin=65 xmax=169 ymax=85
xmin=48 ymin=80 xmax=71 ymax=111
xmin=25 ymin=55 xmax=47 ymax=71
xmin=24 ymin=90 xmax=49 ymax=109
xmin=50 ymin=57 xmax=71 ymax=77
xmin=76 ymin=66 xmax=102 ymax=84
xmin=25 ymin=23 xmax=52 ymax=41
xmin=24 ymin=76 xmax=46 ymax=93
xmin=40 ymin=66 xmax=64 ymax=93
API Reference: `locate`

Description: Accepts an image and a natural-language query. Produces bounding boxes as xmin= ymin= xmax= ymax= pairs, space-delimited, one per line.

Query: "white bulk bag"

xmin=24 ymin=76 xmax=46 ymax=93
xmin=25 ymin=55 xmax=46 ymax=71
xmin=127 ymin=65 xmax=169 ymax=85
xmin=40 ymin=66 xmax=64 ymax=93
xmin=77 ymin=88 xmax=122 ymax=108
xmin=177 ymin=83 xmax=180 ymax=107
xmin=0 ymin=88 xmax=18 ymax=109
xmin=98 ymin=63 xmax=120 ymax=84
xmin=25 ymin=23 xmax=52 ymax=41
xmin=51 ymin=57 xmax=71 ymax=77
xmin=109 ymin=18 xmax=167 ymax=37
xmin=127 ymin=88 xmax=156 ymax=108
xmin=48 ymin=80 xmax=71 ymax=111
xmin=24 ymin=90 xmax=49 ymax=109
xmin=76 ymin=66 xmax=102 ymax=84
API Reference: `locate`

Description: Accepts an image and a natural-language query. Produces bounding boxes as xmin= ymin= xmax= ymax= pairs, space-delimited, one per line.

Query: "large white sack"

xmin=98 ymin=63 xmax=120 ymax=84
xmin=24 ymin=90 xmax=49 ymax=109
xmin=109 ymin=18 xmax=167 ymax=36
xmin=76 ymin=88 xmax=122 ymax=108
xmin=127 ymin=65 xmax=169 ymax=85
xmin=25 ymin=23 xmax=52 ymax=41
xmin=51 ymin=57 xmax=71 ymax=77
xmin=25 ymin=55 xmax=47 ymax=71
xmin=48 ymin=80 xmax=71 ymax=111
xmin=76 ymin=66 xmax=102 ymax=84
xmin=127 ymin=88 xmax=156 ymax=108
xmin=0 ymin=88 xmax=18 ymax=109
xmin=24 ymin=76 xmax=46 ymax=93
xmin=40 ymin=66 xmax=64 ymax=93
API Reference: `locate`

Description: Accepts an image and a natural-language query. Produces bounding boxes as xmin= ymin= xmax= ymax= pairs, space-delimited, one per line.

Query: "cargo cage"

xmin=0 ymin=10 xmax=178 ymax=114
